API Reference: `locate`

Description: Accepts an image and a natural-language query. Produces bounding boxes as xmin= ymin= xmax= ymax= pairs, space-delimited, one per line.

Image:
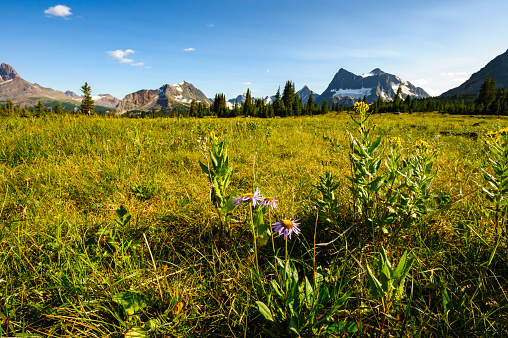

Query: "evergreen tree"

xmin=54 ymin=101 xmax=63 ymax=115
xmin=306 ymin=92 xmax=315 ymax=115
xmin=476 ymin=74 xmax=497 ymax=107
xmin=321 ymin=99 xmax=330 ymax=114
xmin=292 ymin=95 xmax=302 ymax=116
xmin=80 ymin=82 xmax=95 ymax=114
xmin=394 ymin=85 xmax=403 ymax=109
xmin=6 ymin=99 xmax=13 ymax=114
xmin=273 ymin=87 xmax=284 ymax=117
xmin=243 ymin=89 xmax=254 ymax=116
xmin=35 ymin=100 xmax=45 ymax=116
xmin=190 ymin=100 xmax=197 ymax=117
xmin=282 ymin=81 xmax=295 ymax=116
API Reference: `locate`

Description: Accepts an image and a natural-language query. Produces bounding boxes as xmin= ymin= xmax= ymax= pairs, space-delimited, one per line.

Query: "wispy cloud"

xmin=107 ymin=49 xmax=135 ymax=63
xmin=452 ymin=77 xmax=469 ymax=83
xmin=44 ymin=5 xmax=72 ymax=18
xmin=106 ymin=49 xmax=147 ymax=68
xmin=184 ymin=48 xmax=196 ymax=52
xmin=206 ymin=24 xmax=214 ymax=28
xmin=411 ymin=79 xmax=428 ymax=87
xmin=242 ymin=82 xmax=252 ymax=85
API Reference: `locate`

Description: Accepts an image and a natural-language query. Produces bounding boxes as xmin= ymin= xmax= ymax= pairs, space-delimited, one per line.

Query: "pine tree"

xmin=394 ymin=85 xmax=403 ymax=106
xmin=35 ymin=100 xmax=45 ymax=116
xmin=306 ymin=92 xmax=314 ymax=115
xmin=282 ymin=81 xmax=295 ymax=116
xmin=273 ymin=87 xmax=284 ymax=117
xmin=190 ymin=100 xmax=197 ymax=117
xmin=80 ymin=82 xmax=95 ymax=115
xmin=476 ymin=74 xmax=497 ymax=108
xmin=321 ymin=99 xmax=329 ymax=114
xmin=243 ymin=88 xmax=254 ymax=116
xmin=54 ymin=101 xmax=63 ymax=114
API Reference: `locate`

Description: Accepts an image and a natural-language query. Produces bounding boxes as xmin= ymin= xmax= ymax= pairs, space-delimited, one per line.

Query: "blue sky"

xmin=2 ymin=0 xmax=507 ymax=100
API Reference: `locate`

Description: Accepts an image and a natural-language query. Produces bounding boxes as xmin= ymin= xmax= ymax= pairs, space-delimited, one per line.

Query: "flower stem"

xmin=249 ymin=204 xmax=259 ymax=273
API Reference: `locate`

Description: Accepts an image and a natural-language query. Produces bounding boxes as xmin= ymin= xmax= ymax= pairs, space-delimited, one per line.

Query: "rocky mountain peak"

xmin=65 ymin=90 xmax=80 ymax=99
xmin=0 ymin=63 xmax=20 ymax=82
xmin=442 ymin=48 xmax=508 ymax=96
xmin=316 ymin=67 xmax=429 ymax=106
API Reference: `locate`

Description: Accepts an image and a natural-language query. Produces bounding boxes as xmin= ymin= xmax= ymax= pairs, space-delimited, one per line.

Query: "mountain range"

xmin=2 ymin=48 xmax=508 ymax=112
xmin=442 ymin=48 xmax=508 ymax=96
xmin=315 ymin=68 xmax=429 ymax=106
xmin=115 ymin=82 xmax=211 ymax=114
xmin=0 ymin=63 xmax=119 ymax=109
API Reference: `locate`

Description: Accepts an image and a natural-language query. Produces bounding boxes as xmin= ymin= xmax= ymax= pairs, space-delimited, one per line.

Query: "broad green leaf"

xmin=442 ymin=287 xmax=453 ymax=313
xmin=125 ymin=326 xmax=149 ymax=338
xmin=368 ymin=135 xmax=382 ymax=153
xmin=256 ymin=301 xmax=274 ymax=322
xmin=304 ymin=277 xmax=314 ymax=309
xmin=366 ymin=265 xmax=385 ymax=298
xmin=289 ymin=316 xmax=300 ymax=335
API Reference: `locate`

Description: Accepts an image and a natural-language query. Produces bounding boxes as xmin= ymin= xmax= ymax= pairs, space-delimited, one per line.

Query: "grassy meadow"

xmin=0 ymin=112 xmax=507 ymax=337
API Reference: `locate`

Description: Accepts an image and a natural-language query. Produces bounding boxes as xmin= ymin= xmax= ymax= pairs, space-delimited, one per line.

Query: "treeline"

xmin=363 ymin=75 xmax=508 ymax=116
xmin=2 ymin=76 xmax=507 ymax=118
xmin=194 ymin=81 xmax=331 ymax=118
xmin=0 ymin=99 xmax=117 ymax=117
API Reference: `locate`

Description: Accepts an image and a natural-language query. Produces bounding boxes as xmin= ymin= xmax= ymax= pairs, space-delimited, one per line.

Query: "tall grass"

xmin=0 ymin=113 xmax=507 ymax=337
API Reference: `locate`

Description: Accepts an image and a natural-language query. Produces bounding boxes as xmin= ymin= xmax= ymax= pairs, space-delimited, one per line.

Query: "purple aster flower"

xmin=272 ymin=218 xmax=300 ymax=240
xmin=233 ymin=188 xmax=263 ymax=207
xmin=261 ymin=197 xmax=278 ymax=209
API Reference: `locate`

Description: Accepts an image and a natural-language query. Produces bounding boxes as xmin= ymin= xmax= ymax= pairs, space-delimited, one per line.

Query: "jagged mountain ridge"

xmin=1 ymin=63 xmax=72 ymax=103
xmin=316 ymin=68 xmax=429 ymax=105
xmin=441 ymin=49 xmax=508 ymax=96
xmin=224 ymin=86 xmax=319 ymax=107
xmin=0 ymin=63 xmax=119 ymax=108
xmin=115 ymin=82 xmax=211 ymax=114
xmin=297 ymin=85 xmax=320 ymax=104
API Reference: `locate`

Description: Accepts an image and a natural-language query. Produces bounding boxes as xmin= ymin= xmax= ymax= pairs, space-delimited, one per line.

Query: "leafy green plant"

xmin=199 ymin=131 xmax=235 ymax=235
xmin=313 ymin=171 xmax=342 ymax=228
xmin=130 ymin=182 xmax=156 ymax=201
xmin=257 ymin=258 xmax=357 ymax=336
xmin=482 ymin=128 xmax=508 ymax=235
xmin=365 ymin=245 xmax=414 ymax=314
xmin=346 ymin=102 xmax=438 ymax=238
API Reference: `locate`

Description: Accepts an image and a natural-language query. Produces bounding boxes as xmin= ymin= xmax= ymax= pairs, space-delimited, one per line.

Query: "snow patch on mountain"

xmin=331 ymin=87 xmax=372 ymax=99
xmin=391 ymin=82 xmax=413 ymax=96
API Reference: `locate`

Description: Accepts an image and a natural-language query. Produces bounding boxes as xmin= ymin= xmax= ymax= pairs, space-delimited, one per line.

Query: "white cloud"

xmin=106 ymin=49 xmax=148 ymax=68
xmin=44 ymin=5 xmax=72 ymax=18
xmin=452 ymin=77 xmax=469 ymax=83
xmin=184 ymin=48 xmax=195 ymax=52
xmin=411 ymin=79 xmax=428 ymax=87
xmin=106 ymin=49 xmax=136 ymax=63
xmin=267 ymin=69 xmax=270 ymax=73
xmin=242 ymin=82 xmax=252 ymax=85
xmin=206 ymin=24 xmax=214 ymax=27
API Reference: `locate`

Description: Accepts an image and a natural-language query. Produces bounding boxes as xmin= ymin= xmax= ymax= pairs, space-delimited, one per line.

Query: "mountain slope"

xmin=0 ymin=63 xmax=118 ymax=108
xmin=296 ymin=85 xmax=320 ymax=104
xmin=442 ymin=49 xmax=508 ymax=96
xmin=115 ymin=82 xmax=211 ymax=114
xmin=316 ymin=68 xmax=429 ymax=105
